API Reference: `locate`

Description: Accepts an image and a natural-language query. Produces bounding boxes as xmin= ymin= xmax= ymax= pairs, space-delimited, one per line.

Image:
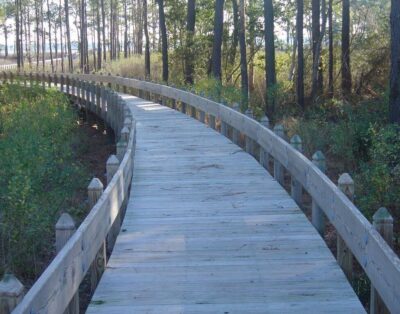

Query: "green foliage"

xmin=0 ymin=84 xmax=85 ymax=279
xmin=356 ymin=125 xmax=400 ymax=219
xmin=193 ymin=77 xmax=242 ymax=109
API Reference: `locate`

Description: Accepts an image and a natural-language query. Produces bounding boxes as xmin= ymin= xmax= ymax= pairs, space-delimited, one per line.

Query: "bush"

xmin=355 ymin=125 xmax=400 ymax=219
xmin=0 ymin=84 xmax=85 ymax=279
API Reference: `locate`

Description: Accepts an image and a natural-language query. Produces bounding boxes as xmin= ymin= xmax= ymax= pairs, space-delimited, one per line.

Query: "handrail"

xmin=0 ymin=72 xmax=136 ymax=313
xmin=0 ymin=72 xmax=398 ymax=313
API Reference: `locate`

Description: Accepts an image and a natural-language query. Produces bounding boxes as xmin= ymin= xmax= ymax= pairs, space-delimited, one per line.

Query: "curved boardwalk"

xmin=87 ymin=95 xmax=364 ymax=313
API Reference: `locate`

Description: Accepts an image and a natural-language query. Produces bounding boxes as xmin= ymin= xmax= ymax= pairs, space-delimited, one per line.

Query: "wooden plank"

xmin=87 ymin=97 xmax=364 ymax=313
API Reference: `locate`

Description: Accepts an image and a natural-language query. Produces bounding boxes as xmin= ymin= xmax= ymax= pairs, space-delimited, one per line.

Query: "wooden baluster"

xmin=311 ymin=151 xmax=326 ymax=235
xmin=56 ymin=213 xmax=79 ymax=314
xmin=181 ymin=102 xmax=187 ymax=114
xmin=336 ymin=173 xmax=354 ymax=281
xmin=273 ymin=124 xmax=285 ymax=185
xmin=209 ymin=114 xmax=216 ymax=130
xmin=0 ymin=273 xmax=25 ymax=313
xmin=244 ymin=108 xmax=254 ymax=155
xmin=259 ymin=115 xmax=270 ymax=170
xmin=191 ymin=105 xmax=197 ymax=119
xmin=106 ymin=155 xmax=121 ymax=253
xmin=221 ymin=120 xmax=228 ymax=137
xmin=370 ymin=207 xmax=393 ymax=314
xmin=88 ymin=178 xmax=106 ymax=293
xmin=290 ymin=135 xmax=303 ymax=207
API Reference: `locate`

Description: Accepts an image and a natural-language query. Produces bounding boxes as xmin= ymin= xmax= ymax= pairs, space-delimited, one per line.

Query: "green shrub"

xmin=0 ymin=84 xmax=85 ymax=279
xmin=355 ymin=125 xmax=400 ymax=219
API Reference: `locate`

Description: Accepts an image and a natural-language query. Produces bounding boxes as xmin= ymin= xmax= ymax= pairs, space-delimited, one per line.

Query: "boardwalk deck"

xmin=86 ymin=95 xmax=364 ymax=313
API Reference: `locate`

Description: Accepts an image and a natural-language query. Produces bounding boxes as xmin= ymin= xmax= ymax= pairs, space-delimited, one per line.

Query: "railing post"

xmin=290 ymin=134 xmax=303 ymax=207
xmin=88 ymin=178 xmax=106 ymax=293
xmin=370 ymin=207 xmax=393 ymax=314
xmin=244 ymin=108 xmax=254 ymax=155
xmin=273 ymin=124 xmax=285 ymax=185
xmin=0 ymin=273 xmax=25 ymax=313
xmin=259 ymin=115 xmax=270 ymax=169
xmin=116 ymin=141 xmax=128 ymax=161
xmin=311 ymin=151 xmax=326 ymax=235
xmin=120 ymin=126 xmax=130 ymax=143
xmin=336 ymin=173 xmax=354 ymax=282
xmin=106 ymin=155 xmax=121 ymax=253
xmin=56 ymin=213 xmax=79 ymax=314
xmin=181 ymin=102 xmax=187 ymax=114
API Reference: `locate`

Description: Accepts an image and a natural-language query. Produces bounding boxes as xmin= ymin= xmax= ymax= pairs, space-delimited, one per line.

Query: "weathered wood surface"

xmin=87 ymin=96 xmax=364 ymax=313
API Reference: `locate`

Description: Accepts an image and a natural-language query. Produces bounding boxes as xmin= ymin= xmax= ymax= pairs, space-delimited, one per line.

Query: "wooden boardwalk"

xmin=86 ymin=95 xmax=364 ymax=313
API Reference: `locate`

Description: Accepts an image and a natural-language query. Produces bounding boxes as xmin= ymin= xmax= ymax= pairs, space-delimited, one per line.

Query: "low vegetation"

xmin=0 ymin=84 xmax=92 ymax=283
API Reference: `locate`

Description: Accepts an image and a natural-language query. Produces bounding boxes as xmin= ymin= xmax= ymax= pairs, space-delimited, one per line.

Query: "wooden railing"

xmin=0 ymin=72 xmax=398 ymax=314
xmin=0 ymin=72 xmax=136 ymax=313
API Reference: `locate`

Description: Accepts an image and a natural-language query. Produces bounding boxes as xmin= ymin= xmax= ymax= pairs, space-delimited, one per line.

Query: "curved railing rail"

xmin=0 ymin=72 xmax=398 ymax=313
xmin=0 ymin=72 xmax=136 ymax=313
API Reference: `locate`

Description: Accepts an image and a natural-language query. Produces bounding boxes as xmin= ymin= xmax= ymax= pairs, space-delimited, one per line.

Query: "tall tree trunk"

xmin=64 ymin=0 xmax=73 ymax=71
xmin=296 ymin=0 xmax=305 ymax=109
xmin=184 ymin=0 xmax=196 ymax=84
xmin=137 ymin=0 xmax=143 ymax=54
xmin=311 ymin=0 xmax=327 ymax=101
xmin=35 ymin=1 xmax=39 ymax=68
xmin=328 ymin=0 xmax=333 ymax=97
xmin=4 ymin=25 xmax=8 ymax=57
xmin=97 ymin=0 xmax=102 ymax=69
xmin=41 ymin=1 xmax=45 ymax=70
xmin=264 ymin=0 xmax=277 ymax=115
xmin=124 ymin=0 xmax=128 ymax=58
xmin=46 ymin=0 xmax=54 ymax=72
xmin=238 ymin=0 xmax=248 ymax=108
xmin=15 ymin=0 xmax=21 ymax=69
xmin=157 ymin=0 xmax=168 ymax=82
xmin=211 ymin=0 xmax=224 ymax=81
xmin=101 ymin=0 xmax=106 ymax=61
xmin=59 ymin=0 xmax=64 ymax=71
xmin=248 ymin=0 xmax=256 ymax=91
xmin=311 ymin=0 xmax=320 ymax=100
xmin=227 ymin=0 xmax=238 ymax=82
xmin=288 ymin=33 xmax=297 ymax=81
xmin=341 ymin=0 xmax=351 ymax=96
xmin=143 ymin=0 xmax=150 ymax=79
xmin=389 ymin=0 xmax=400 ymax=123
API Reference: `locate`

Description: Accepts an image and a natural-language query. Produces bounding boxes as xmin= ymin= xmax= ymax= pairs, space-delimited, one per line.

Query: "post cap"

xmin=0 ymin=273 xmax=24 ymax=297
xmin=88 ymin=177 xmax=104 ymax=191
xmin=373 ymin=207 xmax=393 ymax=224
xmin=312 ymin=150 xmax=325 ymax=161
xmin=121 ymin=126 xmax=130 ymax=135
xmin=260 ymin=115 xmax=270 ymax=128
xmin=273 ymin=124 xmax=285 ymax=139
xmin=290 ymin=134 xmax=302 ymax=151
xmin=245 ymin=108 xmax=254 ymax=118
xmin=232 ymin=103 xmax=240 ymax=111
xmin=124 ymin=117 xmax=132 ymax=126
xmin=55 ymin=213 xmax=75 ymax=230
xmin=107 ymin=154 xmax=120 ymax=166
xmin=338 ymin=173 xmax=354 ymax=197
